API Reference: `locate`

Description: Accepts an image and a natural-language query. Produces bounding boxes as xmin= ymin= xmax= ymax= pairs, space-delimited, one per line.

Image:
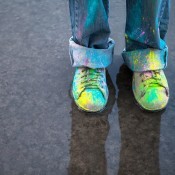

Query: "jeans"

xmin=69 ymin=0 xmax=170 ymax=72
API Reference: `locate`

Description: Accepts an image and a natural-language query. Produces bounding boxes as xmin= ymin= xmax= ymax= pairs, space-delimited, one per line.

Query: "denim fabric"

xmin=123 ymin=0 xmax=170 ymax=71
xmin=69 ymin=0 xmax=115 ymax=68
xmin=69 ymin=0 xmax=170 ymax=71
xmin=69 ymin=37 xmax=115 ymax=68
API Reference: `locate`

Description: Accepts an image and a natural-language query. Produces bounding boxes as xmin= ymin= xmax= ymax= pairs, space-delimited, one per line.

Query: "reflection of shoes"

xmin=72 ymin=67 xmax=108 ymax=112
xmin=132 ymin=70 xmax=169 ymax=111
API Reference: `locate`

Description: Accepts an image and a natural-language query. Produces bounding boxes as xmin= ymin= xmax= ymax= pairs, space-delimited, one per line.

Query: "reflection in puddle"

xmin=68 ymin=65 xmax=168 ymax=175
xmin=68 ymin=72 xmax=116 ymax=175
xmin=116 ymin=65 xmax=165 ymax=175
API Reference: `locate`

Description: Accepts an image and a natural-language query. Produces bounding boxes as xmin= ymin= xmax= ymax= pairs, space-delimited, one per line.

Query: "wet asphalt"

xmin=0 ymin=0 xmax=175 ymax=175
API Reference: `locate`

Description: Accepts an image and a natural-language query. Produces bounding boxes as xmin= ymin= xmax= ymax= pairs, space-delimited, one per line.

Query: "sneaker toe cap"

xmin=77 ymin=89 xmax=107 ymax=112
xmin=140 ymin=87 xmax=169 ymax=111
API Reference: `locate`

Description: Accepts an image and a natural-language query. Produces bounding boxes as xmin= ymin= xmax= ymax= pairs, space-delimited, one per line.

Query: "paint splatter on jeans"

xmin=69 ymin=0 xmax=170 ymax=71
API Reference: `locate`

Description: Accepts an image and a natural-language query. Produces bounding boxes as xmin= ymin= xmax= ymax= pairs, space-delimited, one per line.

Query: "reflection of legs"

xmin=69 ymin=0 xmax=115 ymax=112
xmin=116 ymin=65 xmax=161 ymax=175
xmin=68 ymin=73 xmax=116 ymax=175
xmin=123 ymin=0 xmax=170 ymax=111
xmin=69 ymin=113 xmax=108 ymax=175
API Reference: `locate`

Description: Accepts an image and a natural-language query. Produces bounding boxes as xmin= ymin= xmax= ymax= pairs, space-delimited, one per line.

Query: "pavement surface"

xmin=0 ymin=0 xmax=175 ymax=175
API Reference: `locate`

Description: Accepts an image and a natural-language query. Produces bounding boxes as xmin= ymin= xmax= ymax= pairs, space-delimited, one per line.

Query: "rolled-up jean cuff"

xmin=69 ymin=37 xmax=115 ymax=68
xmin=122 ymin=46 xmax=168 ymax=72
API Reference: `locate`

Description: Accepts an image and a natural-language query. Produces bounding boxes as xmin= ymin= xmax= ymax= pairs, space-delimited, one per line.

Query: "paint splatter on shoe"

xmin=72 ymin=67 xmax=108 ymax=112
xmin=132 ymin=70 xmax=169 ymax=111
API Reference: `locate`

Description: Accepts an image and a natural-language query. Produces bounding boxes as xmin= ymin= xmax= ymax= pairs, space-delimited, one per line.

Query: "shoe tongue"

xmin=144 ymin=71 xmax=153 ymax=78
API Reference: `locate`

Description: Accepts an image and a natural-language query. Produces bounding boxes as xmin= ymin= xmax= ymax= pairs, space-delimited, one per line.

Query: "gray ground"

xmin=0 ymin=0 xmax=175 ymax=175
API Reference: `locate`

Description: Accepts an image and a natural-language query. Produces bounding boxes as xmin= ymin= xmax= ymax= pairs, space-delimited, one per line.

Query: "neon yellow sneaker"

xmin=132 ymin=70 xmax=169 ymax=111
xmin=72 ymin=67 xmax=108 ymax=112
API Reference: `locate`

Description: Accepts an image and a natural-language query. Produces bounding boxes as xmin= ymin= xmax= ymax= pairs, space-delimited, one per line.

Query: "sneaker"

xmin=132 ymin=70 xmax=169 ymax=111
xmin=72 ymin=67 xmax=108 ymax=112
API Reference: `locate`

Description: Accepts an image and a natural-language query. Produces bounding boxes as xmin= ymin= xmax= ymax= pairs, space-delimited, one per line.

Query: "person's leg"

xmin=123 ymin=0 xmax=170 ymax=111
xmin=69 ymin=0 xmax=115 ymax=112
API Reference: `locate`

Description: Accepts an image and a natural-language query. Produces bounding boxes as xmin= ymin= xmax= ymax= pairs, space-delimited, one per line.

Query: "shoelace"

xmin=140 ymin=70 xmax=165 ymax=88
xmin=80 ymin=68 xmax=104 ymax=89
